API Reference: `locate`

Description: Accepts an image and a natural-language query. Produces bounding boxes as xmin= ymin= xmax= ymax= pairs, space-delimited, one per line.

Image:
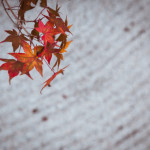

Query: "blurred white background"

xmin=0 ymin=0 xmax=150 ymax=150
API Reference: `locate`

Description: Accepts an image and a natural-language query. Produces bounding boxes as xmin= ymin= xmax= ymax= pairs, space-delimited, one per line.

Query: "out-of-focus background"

xmin=0 ymin=0 xmax=150 ymax=150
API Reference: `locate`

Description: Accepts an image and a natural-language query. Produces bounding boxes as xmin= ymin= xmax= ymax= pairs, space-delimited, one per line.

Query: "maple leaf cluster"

xmin=0 ymin=0 xmax=72 ymax=93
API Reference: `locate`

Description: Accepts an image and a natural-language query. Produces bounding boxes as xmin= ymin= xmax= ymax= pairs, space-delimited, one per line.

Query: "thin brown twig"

xmin=8 ymin=6 xmax=19 ymax=8
xmin=4 ymin=0 xmax=30 ymax=35
xmin=19 ymin=19 xmax=35 ymax=23
xmin=35 ymin=8 xmax=46 ymax=21
xmin=1 ymin=0 xmax=17 ymax=26
xmin=6 ymin=8 xmax=19 ymax=10
xmin=44 ymin=58 xmax=55 ymax=74
xmin=2 ymin=0 xmax=43 ymax=46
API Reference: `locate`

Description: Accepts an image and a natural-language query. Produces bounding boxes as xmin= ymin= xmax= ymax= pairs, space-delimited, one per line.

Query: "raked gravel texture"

xmin=0 ymin=0 xmax=150 ymax=150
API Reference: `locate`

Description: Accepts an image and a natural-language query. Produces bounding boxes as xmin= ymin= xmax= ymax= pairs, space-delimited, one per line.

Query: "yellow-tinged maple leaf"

xmin=65 ymin=16 xmax=72 ymax=30
xmin=60 ymin=41 xmax=72 ymax=53
xmin=52 ymin=53 xmax=63 ymax=69
xmin=9 ymin=41 xmax=43 ymax=76
xmin=51 ymin=41 xmax=72 ymax=69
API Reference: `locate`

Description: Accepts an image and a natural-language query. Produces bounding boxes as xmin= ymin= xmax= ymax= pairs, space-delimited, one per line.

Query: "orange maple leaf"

xmin=40 ymin=65 xmax=69 ymax=93
xmin=60 ymin=41 xmax=72 ymax=53
xmin=9 ymin=41 xmax=43 ymax=76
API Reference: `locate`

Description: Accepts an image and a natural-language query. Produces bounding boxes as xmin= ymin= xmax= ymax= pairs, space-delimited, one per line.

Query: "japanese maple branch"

xmin=2 ymin=0 xmax=56 ymax=75
xmin=2 ymin=0 xmax=46 ymax=41
xmin=2 ymin=0 xmax=41 ymax=45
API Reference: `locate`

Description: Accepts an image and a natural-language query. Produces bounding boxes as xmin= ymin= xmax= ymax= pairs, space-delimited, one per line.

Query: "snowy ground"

xmin=0 ymin=0 xmax=150 ymax=150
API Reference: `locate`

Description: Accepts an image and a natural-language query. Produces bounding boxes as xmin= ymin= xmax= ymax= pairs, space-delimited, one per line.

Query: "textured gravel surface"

xmin=0 ymin=0 xmax=150 ymax=150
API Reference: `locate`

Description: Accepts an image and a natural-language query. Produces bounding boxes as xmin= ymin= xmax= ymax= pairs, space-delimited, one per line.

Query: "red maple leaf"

xmin=0 ymin=58 xmax=32 ymax=83
xmin=35 ymin=20 xmax=60 ymax=45
xmin=44 ymin=42 xmax=61 ymax=64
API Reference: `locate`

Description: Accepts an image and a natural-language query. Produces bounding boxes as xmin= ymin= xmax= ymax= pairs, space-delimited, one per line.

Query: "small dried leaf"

xmin=40 ymin=0 xmax=47 ymax=7
xmin=1 ymin=29 xmax=29 ymax=52
xmin=56 ymin=34 xmax=67 ymax=48
xmin=31 ymin=21 xmax=40 ymax=41
xmin=47 ymin=4 xmax=60 ymax=17
xmin=53 ymin=53 xmax=63 ymax=69
xmin=60 ymin=41 xmax=72 ymax=53
xmin=41 ymin=65 xmax=69 ymax=93
xmin=18 ymin=0 xmax=38 ymax=24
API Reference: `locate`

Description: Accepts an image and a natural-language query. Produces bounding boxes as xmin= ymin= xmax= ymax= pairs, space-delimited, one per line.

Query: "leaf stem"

xmin=44 ymin=58 xmax=55 ymax=74
xmin=35 ymin=8 xmax=46 ymax=21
